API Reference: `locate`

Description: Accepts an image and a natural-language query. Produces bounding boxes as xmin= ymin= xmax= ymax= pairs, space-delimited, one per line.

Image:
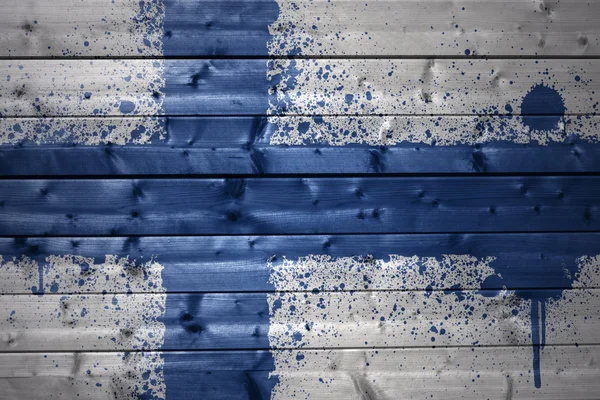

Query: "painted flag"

xmin=1 ymin=1 xmax=599 ymax=399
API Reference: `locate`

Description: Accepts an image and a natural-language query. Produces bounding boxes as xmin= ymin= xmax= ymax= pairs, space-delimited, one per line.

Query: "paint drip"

xmin=481 ymin=253 xmax=579 ymax=388
xmin=268 ymin=254 xmax=596 ymax=395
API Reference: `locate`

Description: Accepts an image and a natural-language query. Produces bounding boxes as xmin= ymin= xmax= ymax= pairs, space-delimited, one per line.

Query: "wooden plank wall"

xmin=1 ymin=1 xmax=599 ymax=399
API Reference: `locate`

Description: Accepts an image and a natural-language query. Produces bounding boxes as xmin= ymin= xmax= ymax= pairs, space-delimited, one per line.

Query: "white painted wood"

xmin=1 ymin=287 xmax=598 ymax=351
xmin=268 ymin=115 xmax=574 ymax=146
xmin=0 ymin=347 xmax=597 ymax=399
xmin=270 ymin=113 xmax=600 ymax=146
xmin=0 ymin=0 xmax=164 ymax=57
xmin=0 ymin=293 xmax=165 ymax=352
xmin=267 ymin=287 xmax=600 ymax=349
xmin=270 ymin=0 xmax=600 ymax=56
xmin=0 ymin=254 xmax=165 ymax=294
xmin=268 ymin=59 xmax=598 ymax=116
xmin=271 ymin=346 xmax=600 ymax=399
xmin=1 ymin=0 xmax=598 ymax=57
xmin=0 ymin=352 xmax=165 ymax=400
xmin=0 ymin=59 xmax=163 ymax=117
xmin=0 ymin=59 xmax=596 ymax=119
xmin=3 ymin=115 xmax=600 ymax=146
xmin=0 ymin=117 xmax=165 ymax=145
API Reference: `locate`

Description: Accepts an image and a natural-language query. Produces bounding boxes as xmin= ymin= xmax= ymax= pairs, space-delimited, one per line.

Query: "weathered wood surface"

xmin=2 ymin=233 xmax=599 ymax=294
xmin=1 ymin=177 xmax=599 ymax=236
xmin=166 ymin=346 xmax=600 ymax=400
xmin=1 ymin=288 xmax=597 ymax=351
xmin=0 ymin=347 xmax=597 ymax=399
xmin=1 ymin=0 xmax=599 ymax=57
xmin=1 ymin=0 xmax=599 ymax=399
xmin=0 ymin=59 xmax=596 ymax=117
xmin=1 ymin=116 xmax=599 ymax=175
xmin=1 ymin=59 xmax=598 ymax=177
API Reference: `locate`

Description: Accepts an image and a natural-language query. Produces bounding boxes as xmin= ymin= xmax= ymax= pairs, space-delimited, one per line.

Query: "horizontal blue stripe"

xmin=163 ymin=351 xmax=276 ymax=400
xmin=163 ymin=0 xmax=278 ymax=57
xmin=0 ymin=117 xmax=596 ymax=175
xmin=2 ymin=234 xmax=599 ymax=292
xmin=0 ymin=177 xmax=598 ymax=236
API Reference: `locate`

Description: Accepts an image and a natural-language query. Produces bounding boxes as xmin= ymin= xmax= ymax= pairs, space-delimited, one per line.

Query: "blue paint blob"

xmin=520 ymin=84 xmax=566 ymax=132
xmin=292 ymin=331 xmax=303 ymax=342
xmin=119 ymin=101 xmax=136 ymax=114
xmin=298 ymin=121 xmax=310 ymax=134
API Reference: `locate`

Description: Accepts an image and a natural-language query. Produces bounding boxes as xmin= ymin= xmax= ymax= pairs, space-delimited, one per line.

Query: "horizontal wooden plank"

xmin=266 ymin=0 xmax=600 ymax=57
xmin=0 ymin=59 xmax=164 ymax=118
xmin=177 ymin=346 xmax=600 ymax=399
xmin=1 ymin=234 xmax=599 ymax=294
xmin=1 ymin=116 xmax=598 ymax=175
xmin=0 ymin=288 xmax=598 ymax=351
xmin=2 ymin=1 xmax=599 ymax=57
xmin=0 ymin=116 xmax=586 ymax=147
xmin=0 ymin=59 xmax=597 ymax=117
xmin=3 ymin=142 xmax=597 ymax=175
xmin=0 ymin=0 xmax=165 ymax=57
xmin=1 ymin=347 xmax=598 ymax=399
xmin=0 ymin=292 xmax=167 ymax=352
xmin=0 ymin=177 xmax=599 ymax=235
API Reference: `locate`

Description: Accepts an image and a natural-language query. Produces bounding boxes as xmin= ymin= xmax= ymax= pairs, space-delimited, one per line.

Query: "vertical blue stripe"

xmin=163 ymin=0 xmax=279 ymax=56
xmin=161 ymin=2 xmax=280 ymax=398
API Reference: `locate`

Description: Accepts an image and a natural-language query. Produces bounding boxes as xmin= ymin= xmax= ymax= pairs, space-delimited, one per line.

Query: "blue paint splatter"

xmin=119 ymin=101 xmax=136 ymax=114
xmin=520 ymin=84 xmax=566 ymax=133
xmin=481 ymin=257 xmax=580 ymax=388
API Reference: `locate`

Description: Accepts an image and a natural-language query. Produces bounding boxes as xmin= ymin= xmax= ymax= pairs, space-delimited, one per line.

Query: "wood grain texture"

xmin=0 ymin=293 xmax=166 ymax=351
xmin=0 ymin=177 xmax=598 ymax=236
xmin=0 ymin=59 xmax=597 ymax=117
xmin=1 ymin=347 xmax=597 ymax=399
xmin=266 ymin=0 xmax=600 ymax=56
xmin=263 ymin=346 xmax=600 ymax=399
xmin=1 ymin=288 xmax=598 ymax=351
xmin=2 ymin=233 xmax=600 ymax=294
xmin=0 ymin=0 xmax=165 ymax=57
xmin=1 ymin=116 xmax=599 ymax=175
xmin=1 ymin=0 xmax=599 ymax=57
xmin=1 ymin=0 xmax=599 ymax=398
